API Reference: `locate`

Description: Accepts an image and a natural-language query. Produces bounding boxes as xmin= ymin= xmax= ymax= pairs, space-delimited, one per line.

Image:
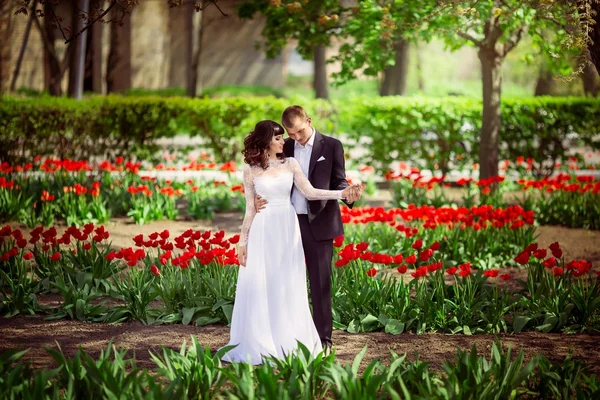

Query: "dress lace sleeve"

xmin=239 ymin=165 xmax=256 ymax=246
xmin=288 ymin=158 xmax=344 ymax=201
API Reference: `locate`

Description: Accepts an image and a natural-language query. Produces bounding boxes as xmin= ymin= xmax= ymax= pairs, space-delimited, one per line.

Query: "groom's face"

xmin=284 ymin=117 xmax=312 ymax=146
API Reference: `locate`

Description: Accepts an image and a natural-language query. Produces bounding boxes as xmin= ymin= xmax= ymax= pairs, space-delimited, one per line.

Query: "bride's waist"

xmin=264 ymin=198 xmax=292 ymax=207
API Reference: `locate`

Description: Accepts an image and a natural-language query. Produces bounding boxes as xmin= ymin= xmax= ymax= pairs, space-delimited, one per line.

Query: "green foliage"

xmin=345 ymin=96 xmax=600 ymax=174
xmin=238 ymin=0 xmax=346 ymax=59
xmin=332 ymin=0 xmax=584 ymax=84
xmin=0 ymin=95 xmax=336 ymax=163
xmin=2 ymin=339 xmax=599 ymax=399
xmin=2 ymin=95 xmax=598 ymax=168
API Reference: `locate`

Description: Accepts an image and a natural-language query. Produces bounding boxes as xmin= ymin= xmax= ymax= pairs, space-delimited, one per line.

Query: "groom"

xmin=255 ymin=105 xmax=362 ymax=352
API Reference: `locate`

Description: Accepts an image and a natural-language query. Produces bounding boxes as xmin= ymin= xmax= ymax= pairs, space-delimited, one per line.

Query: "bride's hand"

xmin=342 ymin=184 xmax=362 ymax=202
xmin=238 ymin=245 xmax=247 ymax=267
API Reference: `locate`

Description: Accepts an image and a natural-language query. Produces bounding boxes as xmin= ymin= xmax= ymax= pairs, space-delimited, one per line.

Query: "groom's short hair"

xmin=282 ymin=105 xmax=308 ymax=128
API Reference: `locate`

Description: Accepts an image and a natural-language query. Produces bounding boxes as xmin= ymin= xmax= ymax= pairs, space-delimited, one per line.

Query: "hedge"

xmin=343 ymin=96 xmax=600 ymax=174
xmin=1 ymin=95 xmax=599 ymax=173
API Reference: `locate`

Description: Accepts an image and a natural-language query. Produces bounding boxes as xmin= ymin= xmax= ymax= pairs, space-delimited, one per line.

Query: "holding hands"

xmin=342 ymin=183 xmax=363 ymax=203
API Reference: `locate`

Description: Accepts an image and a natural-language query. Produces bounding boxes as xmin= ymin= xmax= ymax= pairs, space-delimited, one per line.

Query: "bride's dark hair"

xmin=243 ymin=120 xmax=286 ymax=170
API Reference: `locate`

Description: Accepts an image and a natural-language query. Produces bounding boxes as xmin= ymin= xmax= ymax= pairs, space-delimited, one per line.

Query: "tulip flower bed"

xmin=1 ymin=223 xmax=598 ymax=336
xmin=1 ymin=338 xmax=599 ymax=399
xmin=339 ymin=205 xmax=536 ymax=269
xmin=386 ymin=165 xmax=600 ymax=230
xmin=0 ymin=158 xmax=244 ymax=227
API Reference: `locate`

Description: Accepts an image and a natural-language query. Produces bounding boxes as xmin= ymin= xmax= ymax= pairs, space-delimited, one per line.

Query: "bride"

xmin=220 ymin=120 xmax=359 ymax=364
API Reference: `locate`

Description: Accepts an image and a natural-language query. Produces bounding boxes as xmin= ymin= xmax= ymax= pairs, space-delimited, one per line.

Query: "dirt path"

xmin=1 ymin=315 xmax=598 ymax=373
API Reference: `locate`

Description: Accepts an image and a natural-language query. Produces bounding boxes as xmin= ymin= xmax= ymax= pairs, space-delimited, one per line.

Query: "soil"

xmin=0 ymin=315 xmax=598 ymax=374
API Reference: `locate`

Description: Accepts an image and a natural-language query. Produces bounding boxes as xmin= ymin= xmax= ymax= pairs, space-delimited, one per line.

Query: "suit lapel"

xmin=308 ymin=130 xmax=324 ymax=178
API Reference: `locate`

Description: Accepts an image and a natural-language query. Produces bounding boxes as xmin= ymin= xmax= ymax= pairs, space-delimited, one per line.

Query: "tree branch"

xmin=209 ymin=0 xmax=227 ymax=16
xmin=503 ymin=26 xmax=524 ymax=56
xmin=64 ymin=0 xmax=117 ymax=44
xmin=457 ymin=31 xmax=483 ymax=47
xmin=49 ymin=3 xmax=68 ymax=42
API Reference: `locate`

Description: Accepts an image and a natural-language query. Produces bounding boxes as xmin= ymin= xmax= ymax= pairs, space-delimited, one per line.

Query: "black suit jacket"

xmin=284 ymin=130 xmax=352 ymax=241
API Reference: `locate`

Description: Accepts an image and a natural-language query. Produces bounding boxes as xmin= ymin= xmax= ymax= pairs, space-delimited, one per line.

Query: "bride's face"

xmin=268 ymin=134 xmax=285 ymax=155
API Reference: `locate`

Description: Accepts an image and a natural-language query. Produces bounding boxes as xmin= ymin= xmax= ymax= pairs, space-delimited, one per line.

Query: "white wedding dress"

xmin=220 ymin=157 xmax=343 ymax=365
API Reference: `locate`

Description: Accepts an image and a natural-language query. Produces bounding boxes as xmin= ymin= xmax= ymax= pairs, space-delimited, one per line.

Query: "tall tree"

xmin=334 ymin=1 xmax=585 ymax=181
xmin=582 ymin=0 xmax=600 ymax=74
xmin=106 ymin=2 xmax=131 ymax=93
xmin=534 ymin=66 xmax=555 ymax=96
xmin=380 ymin=38 xmax=409 ymax=96
xmin=582 ymin=56 xmax=599 ymax=96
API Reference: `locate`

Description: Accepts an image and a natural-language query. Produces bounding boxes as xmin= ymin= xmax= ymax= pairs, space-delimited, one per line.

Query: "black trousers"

xmin=297 ymin=214 xmax=333 ymax=347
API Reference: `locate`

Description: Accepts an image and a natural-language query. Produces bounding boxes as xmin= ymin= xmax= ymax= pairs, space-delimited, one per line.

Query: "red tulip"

xmin=356 ymin=242 xmax=369 ymax=252
xmin=335 ymin=258 xmax=349 ymax=267
xmin=543 ymin=257 xmax=556 ymax=268
xmin=50 ymin=252 xmax=61 ymax=261
xmin=396 ymin=265 xmax=407 ymax=274
xmin=514 ymin=251 xmax=530 ymax=265
xmin=533 ymin=249 xmax=547 ymax=260
xmin=419 ymin=249 xmax=433 ymax=262
xmin=483 ymin=269 xmax=499 ymax=278
xmin=150 ymin=265 xmax=161 ymax=277
xmin=366 ymin=268 xmax=377 ymax=277
xmin=411 ymin=238 xmax=423 ymax=250
xmin=333 ymin=235 xmax=344 ymax=248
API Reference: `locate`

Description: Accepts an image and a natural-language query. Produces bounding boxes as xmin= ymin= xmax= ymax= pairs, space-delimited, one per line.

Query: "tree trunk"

xmin=380 ymin=38 xmax=409 ymax=96
xmin=169 ymin=1 xmax=194 ymax=92
xmin=586 ymin=0 xmax=600 ymax=74
xmin=478 ymin=47 xmax=502 ymax=181
xmin=91 ymin=14 xmax=103 ymax=93
xmin=0 ymin=0 xmax=16 ymax=93
xmin=106 ymin=5 xmax=132 ymax=93
xmin=313 ymin=44 xmax=328 ymax=99
xmin=69 ymin=0 xmax=90 ymax=99
xmin=184 ymin=1 xmax=194 ymax=96
xmin=189 ymin=9 xmax=205 ymax=97
xmin=582 ymin=58 xmax=599 ymax=96
xmin=43 ymin=3 xmax=63 ymax=95
xmin=534 ymin=68 xmax=554 ymax=96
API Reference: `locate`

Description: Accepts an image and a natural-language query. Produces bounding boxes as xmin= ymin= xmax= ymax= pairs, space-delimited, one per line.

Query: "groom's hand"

xmin=238 ymin=245 xmax=247 ymax=267
xmin=343 ymin=184 xmax=362 ymax=203
xmin=254 ymin=194 xmax=268 ymax=213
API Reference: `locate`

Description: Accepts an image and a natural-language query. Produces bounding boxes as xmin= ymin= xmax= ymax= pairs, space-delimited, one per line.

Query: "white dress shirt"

xmin=291 ymin=127 xmax=316 ymax=214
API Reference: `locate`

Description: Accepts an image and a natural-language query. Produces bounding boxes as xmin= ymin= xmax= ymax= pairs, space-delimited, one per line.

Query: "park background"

xmin=1 ymin=1 xmax=600 ymax=398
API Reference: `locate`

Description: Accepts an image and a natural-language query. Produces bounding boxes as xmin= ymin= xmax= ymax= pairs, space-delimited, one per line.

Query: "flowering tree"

xmin=334 ymin=0 xmax=593 ymax=181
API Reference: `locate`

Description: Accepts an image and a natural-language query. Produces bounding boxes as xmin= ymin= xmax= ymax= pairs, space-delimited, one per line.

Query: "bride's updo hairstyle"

xmin=243 ymin=120 xmax=286 ymax=170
